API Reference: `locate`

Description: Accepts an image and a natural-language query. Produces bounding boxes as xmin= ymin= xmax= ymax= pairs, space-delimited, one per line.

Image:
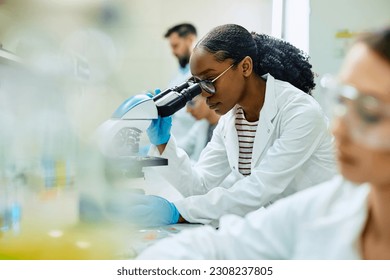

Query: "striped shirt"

xmin=235 ymin=107 xmax=259 ymax=176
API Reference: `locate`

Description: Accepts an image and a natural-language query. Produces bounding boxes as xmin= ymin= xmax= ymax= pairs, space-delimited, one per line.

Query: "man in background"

xmin=164 ymin=23 xmax=198 ymax=141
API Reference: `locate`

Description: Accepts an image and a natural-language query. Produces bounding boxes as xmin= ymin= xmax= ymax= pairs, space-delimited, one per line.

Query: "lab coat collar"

xmin=224 ymin=111 xmax=240 ymax=174
xmin=251 ymin=74 xmax=277 ymax=167
xmin=260 ymin=74 xmax=278 ymax=121
xmin=222 ymin=74 xmax=278 ymax=172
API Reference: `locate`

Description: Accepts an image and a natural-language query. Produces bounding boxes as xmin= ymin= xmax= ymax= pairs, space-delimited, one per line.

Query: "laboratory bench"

xmin=0 ymin=171 xmax=201 ymax=260
xmin=0 ymin=216 xmax=203 ymax=260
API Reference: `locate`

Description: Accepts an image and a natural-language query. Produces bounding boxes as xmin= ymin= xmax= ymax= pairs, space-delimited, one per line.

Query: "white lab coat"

xmin=146 ymin=74 xmax=336 ymax=226
xmin=137 ymin=176 xmax=370 ymax=259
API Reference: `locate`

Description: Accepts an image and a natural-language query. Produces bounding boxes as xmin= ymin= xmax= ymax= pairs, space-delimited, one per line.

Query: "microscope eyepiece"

xmin=153 ymin=83 xmax=202 ymax=117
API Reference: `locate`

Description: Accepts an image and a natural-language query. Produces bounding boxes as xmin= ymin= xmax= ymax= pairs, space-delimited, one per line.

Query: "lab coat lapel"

xmin=225 ymin=109 xmax=239 ymax=171
xmin=251 ymin=75 xmax=277 ymax=167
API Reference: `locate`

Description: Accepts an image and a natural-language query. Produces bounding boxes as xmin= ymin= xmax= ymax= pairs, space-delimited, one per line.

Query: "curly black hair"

xmin=195 ymin=24 xmax=316 ymax=95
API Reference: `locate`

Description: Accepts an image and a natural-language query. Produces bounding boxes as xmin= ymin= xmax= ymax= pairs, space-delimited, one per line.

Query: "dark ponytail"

xmin=251 ymin=33 xmax=315 ymax=94
xmin=196 ymin=24 xmax=315 ymax=95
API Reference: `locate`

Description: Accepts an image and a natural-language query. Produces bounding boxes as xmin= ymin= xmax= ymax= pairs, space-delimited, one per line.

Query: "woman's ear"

xmin=241 ymin=56 xmax=253 ymax=77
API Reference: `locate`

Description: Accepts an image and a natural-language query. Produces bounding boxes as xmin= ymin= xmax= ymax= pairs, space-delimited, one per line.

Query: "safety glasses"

xmin=336 ymin=84 xmax=390 ymax=150
xmin=188 ymin=63 xmax=234 ymax=94
xmin=322 ymin=74 xmax=390 ymax=150
xmin=334 ymin=84 xmax=390 ymax=125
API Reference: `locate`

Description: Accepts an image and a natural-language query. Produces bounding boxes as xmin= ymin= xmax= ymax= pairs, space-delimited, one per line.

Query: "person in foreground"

xmin=137 ymin=23 xmax=335 ymax=227
xmin=137 ymin=26 xmax=390 ymax=259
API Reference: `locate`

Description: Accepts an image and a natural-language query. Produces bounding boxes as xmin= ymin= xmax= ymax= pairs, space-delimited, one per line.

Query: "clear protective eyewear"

xmin=321 ymin=74 xmax=390 ymax=150
xmin=188 ymin=63 xmax=234 ymax=94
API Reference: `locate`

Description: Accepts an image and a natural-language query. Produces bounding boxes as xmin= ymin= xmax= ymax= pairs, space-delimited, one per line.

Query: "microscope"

xmin=96 ymin=81 xmax=202 ymax=177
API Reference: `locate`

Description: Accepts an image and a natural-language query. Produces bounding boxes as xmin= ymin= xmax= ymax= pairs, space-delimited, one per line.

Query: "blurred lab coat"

xmin=146 ymin=74 xmax=337 ymax=226
xmin=137 ymin=176 xmax=369 ymax=259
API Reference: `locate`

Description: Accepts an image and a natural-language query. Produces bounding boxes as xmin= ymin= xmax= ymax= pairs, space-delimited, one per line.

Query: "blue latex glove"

xmin=146 ymin=88 xmax=172 ymax=146
xmin=105 ymin=193 xmax=180 ymax=227
xmin=147 ymin=116 xmax=172 ymax=146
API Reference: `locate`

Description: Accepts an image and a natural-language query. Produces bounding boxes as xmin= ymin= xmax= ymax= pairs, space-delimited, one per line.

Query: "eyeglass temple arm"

xmin=211 ymin=64 xmax=234 ymax=83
